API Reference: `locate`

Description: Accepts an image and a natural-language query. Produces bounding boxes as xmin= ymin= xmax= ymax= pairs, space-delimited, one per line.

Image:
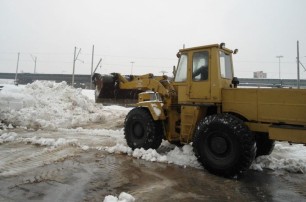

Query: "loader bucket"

xmin=92 ymin=73 xmax=142 ymax=106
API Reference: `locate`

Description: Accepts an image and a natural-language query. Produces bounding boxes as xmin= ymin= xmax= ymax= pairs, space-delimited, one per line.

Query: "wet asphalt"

xmin=1 ymin=149 xmax=306 ymax=202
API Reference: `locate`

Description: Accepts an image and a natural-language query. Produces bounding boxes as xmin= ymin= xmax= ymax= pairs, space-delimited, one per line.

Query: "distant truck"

xmin=93 ymin=43 xmax=306 ymax=177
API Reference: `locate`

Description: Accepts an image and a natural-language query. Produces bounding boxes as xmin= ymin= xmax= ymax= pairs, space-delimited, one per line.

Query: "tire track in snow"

xmin=0 ymin=143 xmax=35 ymax=163
xmin=279 ymin=174 xmax=306 ymax=199
xmin=0 ymin=127 xmax=126 ymax=178
xmin=0 ymin=143 xmax=80 ymax=177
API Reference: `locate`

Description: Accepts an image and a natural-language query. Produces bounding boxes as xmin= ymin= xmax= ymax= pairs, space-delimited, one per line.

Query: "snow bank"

xmin=104 ymin=142 xmax=202 ymax=169
xmin=0 ymin=132 xmax=18 ymax=143
xmin=0 ymin=81 xmax=109 ymax=129
xmin=103 ymin=141 xmax=306 ymax=173
xmin=104 ymin=192 xmax=135 ymax=202
xmin=251 ymin=142 xmax=306 ymax=173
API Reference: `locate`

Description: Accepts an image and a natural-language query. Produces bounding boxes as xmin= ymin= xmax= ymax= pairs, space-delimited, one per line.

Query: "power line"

xmin=0 ymin=51 xmax=175 ymax=60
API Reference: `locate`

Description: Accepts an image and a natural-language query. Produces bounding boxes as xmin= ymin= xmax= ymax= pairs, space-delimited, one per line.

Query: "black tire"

xmin=255 ymin=132 xmax=275 ymax=157
xmin=124 ymin=107 xmax=163 ymax=150
xmin=193 ymin=113 xmax=256 ymax=177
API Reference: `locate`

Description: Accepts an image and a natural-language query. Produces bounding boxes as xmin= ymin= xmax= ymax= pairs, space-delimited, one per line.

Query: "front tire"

xmin=193 ymin=114 xmax=256 ymax=177
xmin=124 ymin=107 xmax=163 ymax=150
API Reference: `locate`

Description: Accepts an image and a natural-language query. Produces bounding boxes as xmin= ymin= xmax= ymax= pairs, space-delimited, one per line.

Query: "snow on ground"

xmin=104 ymin=192 xmax=135 ymax=202
xmin=251 ymin=142 xmax=306 ymax=173
xmin=0 ymin=79 xmax=14 ymax=85
xmin=0 ymin=80 xmax=306 ymax=175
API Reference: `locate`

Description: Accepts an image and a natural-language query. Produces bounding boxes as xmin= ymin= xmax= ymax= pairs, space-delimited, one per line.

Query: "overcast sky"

xmin=0 ymin=0 xmax=306 ymax=79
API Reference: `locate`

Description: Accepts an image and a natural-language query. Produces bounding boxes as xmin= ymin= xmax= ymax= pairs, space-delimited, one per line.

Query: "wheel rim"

xmin=207 ymin=132 xmax=231 ymax=158
xmin=132 ymin=122 xmax=144 ymax=139
xmin=210 ymin=135 xmax=227 ymax=155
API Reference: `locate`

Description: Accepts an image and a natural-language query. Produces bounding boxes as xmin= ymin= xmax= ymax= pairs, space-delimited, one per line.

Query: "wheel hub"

xmin=133 ymin=123 xmax=144 ymax=138
xmin=210 ymin=136 xmax=227 ymax=155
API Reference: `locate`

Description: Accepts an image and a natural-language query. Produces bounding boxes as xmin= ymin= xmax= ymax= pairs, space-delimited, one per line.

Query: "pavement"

xmin=0 ymin=127 xmax=306 ymax=202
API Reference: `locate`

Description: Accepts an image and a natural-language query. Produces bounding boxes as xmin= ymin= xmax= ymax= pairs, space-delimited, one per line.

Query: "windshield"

xmin=219 ymin=51 xmax=233 ymax=79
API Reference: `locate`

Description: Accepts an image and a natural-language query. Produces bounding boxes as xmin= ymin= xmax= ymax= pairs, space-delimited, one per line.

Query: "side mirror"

xmin=173 ymin=66 xmax=177 ymax=77
xmin=233 ymin=49 xmax=238 ymax=54
xmin=176 ymin=52 xmax=181 ymax=58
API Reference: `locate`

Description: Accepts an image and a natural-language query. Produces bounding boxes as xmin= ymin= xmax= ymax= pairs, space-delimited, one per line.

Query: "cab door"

xmin=189 ymin=50 xmax=211 ymax=100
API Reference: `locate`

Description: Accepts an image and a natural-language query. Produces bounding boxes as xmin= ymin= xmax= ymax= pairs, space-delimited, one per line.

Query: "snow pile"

xmin=105 ymin=143 xmax=133 ymax=154
xmin=104 ymin=141 xmax=306 ymax=173
xmin=0 ymin=132 xmax=18 ymax=143
xmin=251 ymin=142 xmax=306 ymax=173
xmin=23 ymin=136 xmax=78 ymax=147
xmin=166 ymin=145 xmax=201 ymax=168
xmin=81 ymin=89 xmax=95 ymax=100
xmin=104 ymin=192 xmax=135 ymax=202
xmin=0 ymin=81 xmax=107 ymax=129
xmin=133 ymin=148 xmax=168 ymax=162
xmin=104 ymin=142 xmax=202 ymax=169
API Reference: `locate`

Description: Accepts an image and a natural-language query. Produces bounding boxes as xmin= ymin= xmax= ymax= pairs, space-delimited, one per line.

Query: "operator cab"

xmin=173 ymin=43 xmax=236 ymax=104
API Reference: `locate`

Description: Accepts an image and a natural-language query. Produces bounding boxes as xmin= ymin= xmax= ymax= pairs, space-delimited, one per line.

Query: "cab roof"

xmin=179 ymin=43 xmax=233 ymax=53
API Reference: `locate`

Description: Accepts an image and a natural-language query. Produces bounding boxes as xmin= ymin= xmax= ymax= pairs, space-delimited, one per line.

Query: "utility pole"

xmin=72 ymin=47 xmax=81 ymax=87
xmin=92 ymin=58 xmax=102 ymax=76
xmin=90 ymin=45 xmax=94 ymax=89
xmin=14 ymin=52 xmax=20 ymax=85
xmin=31 ymin=54 xmax=37 ymax=74
xmin=130 ymin=61 xmax=135 ymax=75
xmin=297 ymin=41 xmax=300 ymax=89
xmin=276 ymin=55 xmax=283 ymax=80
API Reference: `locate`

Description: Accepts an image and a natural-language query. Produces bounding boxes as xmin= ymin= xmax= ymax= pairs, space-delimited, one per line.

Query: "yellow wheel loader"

xmin=92 ymin=43 xmax=306 ymax=177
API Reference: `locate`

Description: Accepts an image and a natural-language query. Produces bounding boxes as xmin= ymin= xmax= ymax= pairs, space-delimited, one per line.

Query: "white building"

xmin=253 ymin=71 xmax=267 ymax=78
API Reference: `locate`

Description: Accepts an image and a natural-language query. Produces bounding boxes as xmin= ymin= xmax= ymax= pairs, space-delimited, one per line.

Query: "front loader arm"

xmin=114 ymin=73 xmax=175 ymax=98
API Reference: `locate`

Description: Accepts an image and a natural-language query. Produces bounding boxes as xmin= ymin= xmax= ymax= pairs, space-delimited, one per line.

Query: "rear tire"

xmin=193 ymin=113 xmax=256 ymax=177
xmin=124 ymin=107 xmax=163 ymax=150
xmin=255 ymin=132 xmax=275 ymax=157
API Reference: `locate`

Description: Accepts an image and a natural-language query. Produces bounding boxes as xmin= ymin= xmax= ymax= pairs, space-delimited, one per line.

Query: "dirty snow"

xmin=0 ymin=81 xmax=306 ymax=175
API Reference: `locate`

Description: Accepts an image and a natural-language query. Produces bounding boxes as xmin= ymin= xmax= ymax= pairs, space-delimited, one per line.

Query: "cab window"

xmin=174 ymin=54 xmax=188 ymax=82
xmin=192 ymin=51 xmax=209 ymax=81
xmin=219 ymin=51 xmax=233 ymax=79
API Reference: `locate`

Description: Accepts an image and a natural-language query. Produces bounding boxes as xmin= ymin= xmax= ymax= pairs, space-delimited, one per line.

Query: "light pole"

xmin=14 ymin=52 xmax=20 ymax=85
xmin=72 ymin=47 xmax=82 ymax=87
xmin=31 ymin=54 xmax=37 ymax=74
xmin=130 ymin=61 xmax=135 ymax=75
xmin=90 ymin=45 xmax=94 ymax=89
xmin=276 ymin=55 xmax=283 ymax=79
